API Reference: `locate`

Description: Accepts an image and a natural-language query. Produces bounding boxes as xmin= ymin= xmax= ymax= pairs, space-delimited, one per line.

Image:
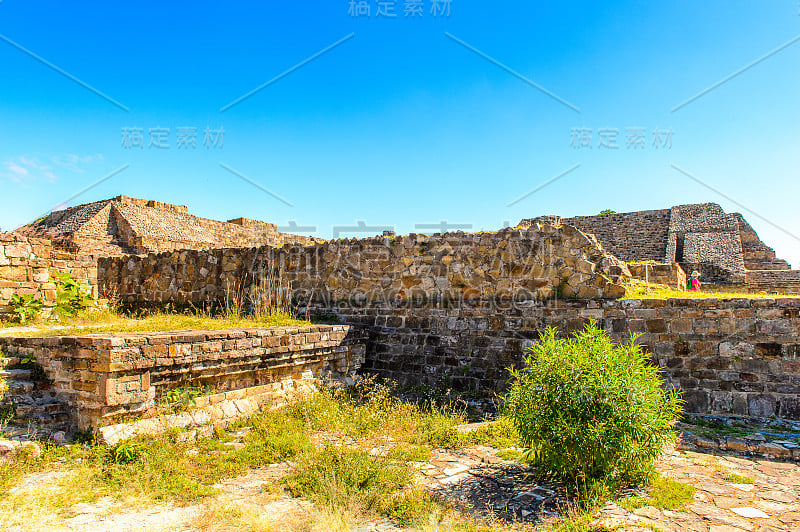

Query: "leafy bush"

xmin=8 ymin=294 xmax=42 ymax=324
xmin=505 ymin=322 xmax=682 ymax=485
xmin=54 ymin=272 xmax=94 ymax=316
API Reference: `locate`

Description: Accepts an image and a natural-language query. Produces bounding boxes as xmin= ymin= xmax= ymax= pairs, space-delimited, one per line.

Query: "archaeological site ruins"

xmin=1 ymin=195 xmax=800 ymax=456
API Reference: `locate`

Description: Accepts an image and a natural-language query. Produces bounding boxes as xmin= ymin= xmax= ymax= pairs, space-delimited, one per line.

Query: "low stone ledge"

xmin=0 ymin=324 xmax=364 ymax=433
xmin=97 ymin=375 xmax=323 ymax=446
xmin=677 ymin=430 xmax=800 ymax=461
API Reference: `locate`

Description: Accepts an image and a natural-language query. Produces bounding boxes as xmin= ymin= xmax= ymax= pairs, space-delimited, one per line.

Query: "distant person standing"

xmin=688 ymin=271 xmax=701 ymax=291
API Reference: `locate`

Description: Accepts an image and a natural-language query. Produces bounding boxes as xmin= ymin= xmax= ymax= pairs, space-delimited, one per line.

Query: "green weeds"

xmin=619 ymin=474 xmax=696 ymax=511
xmin=722 ymin=473 xmax=753 ymax=484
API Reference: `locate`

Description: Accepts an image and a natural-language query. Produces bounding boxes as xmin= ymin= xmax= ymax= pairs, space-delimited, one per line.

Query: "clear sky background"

xmin=1 ymin=1 xmax=798 ymax=266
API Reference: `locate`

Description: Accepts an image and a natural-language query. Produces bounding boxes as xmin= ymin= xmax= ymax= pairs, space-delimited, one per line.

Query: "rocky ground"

xmin=3 ymin=429 xmax=799 ymax=532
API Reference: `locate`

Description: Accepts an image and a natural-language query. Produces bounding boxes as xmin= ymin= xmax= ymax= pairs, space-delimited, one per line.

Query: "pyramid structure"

xmin=16 ymin=195 xmax=320 ymax=256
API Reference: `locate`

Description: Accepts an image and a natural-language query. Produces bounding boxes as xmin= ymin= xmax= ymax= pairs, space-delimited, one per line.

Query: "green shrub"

xmin=505 ymin=322 xmax=682 ymax=485
xmin=54 ymin=272 xmax=94 ymax=316
xmin=8 ymin=294 xmax=42 ymax=324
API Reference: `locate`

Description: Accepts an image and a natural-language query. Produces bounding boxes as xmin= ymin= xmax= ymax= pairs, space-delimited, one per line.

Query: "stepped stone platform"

xmin=0 ymin=325 xmax=364 ymax=438
xmin=15 ymin=195 xmax=320 ymax=257
xmin=0 ymin=355 xmax=72 ymax=439
xmin=521 ymin=204 xmax=800 ymax=293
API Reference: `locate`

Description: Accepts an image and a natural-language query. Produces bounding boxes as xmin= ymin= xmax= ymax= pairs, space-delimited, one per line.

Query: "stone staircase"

xmin=745 ymin=269 xmax=800 ymax=294
xmin=0 ymin=355 xmax=73 ymax=439
xmin=743 ymin=250 xmax=791 ymax=271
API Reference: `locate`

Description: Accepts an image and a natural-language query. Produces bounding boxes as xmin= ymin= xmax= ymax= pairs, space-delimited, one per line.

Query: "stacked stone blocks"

xmin=99 ymin=224 xmax=631 ymax=307
xmin=0 ymin=233 xmax=97 ymax=319
xmin=310 ymin=297 xmax=800 ymax=423
xmin=0 ymin=325 xmax=363 ymax=431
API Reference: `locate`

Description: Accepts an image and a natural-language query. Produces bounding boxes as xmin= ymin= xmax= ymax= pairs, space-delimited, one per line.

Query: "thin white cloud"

xmin=51 ymin=153 xmax=103 ymax=173
xmin=3 ymin=161 xmax=30 ymax=183
xmin=0 ymin=153 xmax=102 ymax=184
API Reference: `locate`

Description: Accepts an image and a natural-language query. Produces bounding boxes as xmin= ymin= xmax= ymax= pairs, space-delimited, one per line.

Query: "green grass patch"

xmin=0 ymin=381 xmax=542 ymax=530
xmin=10 ymin=309 xmax=308 ymax=337
xmin=288 ymin=377 xmax=466 ymax=448
xmin=387 ymin=444 xmax=432 ymax=462
xmin=386 ymin=489 xmax=442 ymax=527
xmin=495 ymin=449 xmax=522 ymax=461
xmin=619 ymin=474 xmax=696 ymax=511
xmin=460 ymin=418 xmax=519 ymax=449
xmin=622 ymin=283 xmax=800 ymax=300
xmin=281 ymin=446 xmax=412 ymax=514
xmin=722 ymin=473 xmax=753 ymax=484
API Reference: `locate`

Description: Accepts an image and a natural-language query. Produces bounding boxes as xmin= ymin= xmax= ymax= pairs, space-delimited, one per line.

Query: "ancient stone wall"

xmin=303 ymin=297 xmax=800 ymax=423
xmin=98 ymin=224 xmax=632 ymax=307
xmin=520 ymin=204 xmax=786 ymax=286
xmin=745 ymin=270 xmax=800 ymax=294
xmin=733 ymin=213 xmax=792 ymax=271
xmin=0 ymin=233 xmax=97 ymax=320
xmin=666 ymin=204 xmax=746 ymax=283
xmin=0 ymin=325 xmax=363 ymax=431
xmin=519 ymin=209 xmax=672 ymax=262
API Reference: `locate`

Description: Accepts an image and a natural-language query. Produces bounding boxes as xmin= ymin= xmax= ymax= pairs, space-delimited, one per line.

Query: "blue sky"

xmin=1 ymin=1 xmax=799 ymax=266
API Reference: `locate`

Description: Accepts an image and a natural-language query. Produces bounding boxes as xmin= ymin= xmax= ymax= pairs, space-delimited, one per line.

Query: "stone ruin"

xmin=2 ymin=196 xmax=800 ymax=444
xmin=520 ymin=202 xmax=800 ymax=293
xmin=16 ymin=194 xmax=321 ymax=256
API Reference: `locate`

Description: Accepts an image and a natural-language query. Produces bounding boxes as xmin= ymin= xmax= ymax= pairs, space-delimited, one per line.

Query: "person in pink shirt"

xmin=689 ymin=271 xmax=701 ymax=291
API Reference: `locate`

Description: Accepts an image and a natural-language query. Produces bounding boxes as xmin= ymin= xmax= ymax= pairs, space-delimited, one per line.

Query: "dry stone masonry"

xmin=4 ymin=195 xmax=800 ymax=440
xmin=16 ymin=195 xmax=320 ymax=256
xmin=627 ymin=262 xmax=686 ymax=289
xmin=308 ymin=297 xmax=800 ymax=424
xmin=0 ymin=325 xmax=363 ymax=433
xmin=521 ymin=203 xmax=800 ymax=292
xmin=99 ymin=224 xmax=631 ymax=306
xmin=0 ymin=233 xmax=97 ymax=319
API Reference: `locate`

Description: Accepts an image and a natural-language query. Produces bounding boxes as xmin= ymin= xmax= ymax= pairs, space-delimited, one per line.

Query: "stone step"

xmin=7 ymin=380 xmax=35 ymax=394
xmin=0 ymin=369 xmax=33 ymax=380
xmin=14 ymin=409 xmax=71 ymax=423
xmin=744 ymin=259 xmax=792 ymax=271
xmin=3 ymin=380 xmax=54 ymax=395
